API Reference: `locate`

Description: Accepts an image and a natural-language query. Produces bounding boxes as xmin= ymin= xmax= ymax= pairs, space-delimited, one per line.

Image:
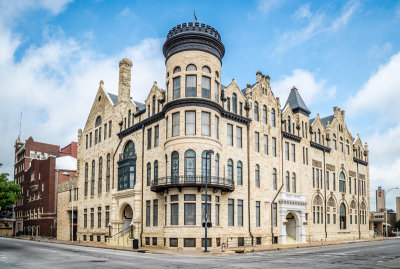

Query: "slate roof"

xmin=309 ymin=115 xmax=335 ymax=128
xmin=107 ymin=92 xmax=146 ymax=112
xmin=241 ymin=82 xmax=258 ymax=95
xmin=284 ymin=87 xmax=311 ymax=116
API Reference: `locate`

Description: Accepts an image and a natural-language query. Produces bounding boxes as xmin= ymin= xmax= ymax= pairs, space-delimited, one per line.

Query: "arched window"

xmin=201 ymin=151 xmax=211 ymax=182
xmin=106 ymin=154 xmax=110 ymax=192
xmin=340 ymin=203 xmax=346 ymax=229
xmin=146 ymin=162 xmax=151 ymax=186
xmin=173 ymin=66 xmax=181 ymax=73
xmin=254 ymin=101 xmax=259 ymax=121
xmin=202 ymin=66 xmax=211 ymax=73
xmin=232 ymin=93 xmax=237 ymax=114
xmin=292 ymin=173 xmax=296 ymax=193
xmin=287 ymin=116 xmax=291 ymax=133
xmin=215 ymin=153 xmax=219 ymax=177
xmin=255 ymin=164 xmax=260 ymax=187
xmin=154 ymin=160 xmax=158 ymax=185
xmin=91 ymin=160 xmax=95 ymax=195
xmin=271 ymin=108 xmax=276 ymax=127
xmin=285 ymin=171 xmax=290 ymax=192
xmin=263 ymin=105 xmax=267 ymax=124
xmin=184 ymin=150 xmax=196 ymax=182
xmin=98 ymin=157 xmax=103 ymax=193
xmin=313 ymin=195 xmax=323 ymax=224
xmin=237 ymin=161 xmax=243 ymax=185
xmin=272 ymin=168 xmax=277 ymax=190
xmin=186 ymin=64 xmax=197 ymax=71
xmin=95 ymin=116 xmax=102 ymax=127
xmin=152 ymin=96 xmax=156 ymax=115
xmin=227 ymin=159 xmax=233 ymax=184
xmin=118 ymin=141 xmax=136 ymax=190
xmin=85 ymin=163 xmax=88 ymax=196
xmin=171 ymin=151 xmax=179 ymax=183
xmin=339 ymin=172 xmax=346 ymax=193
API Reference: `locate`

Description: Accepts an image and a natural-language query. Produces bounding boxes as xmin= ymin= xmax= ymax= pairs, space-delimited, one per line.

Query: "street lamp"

xmin=385 ymin=187 xmax=399 ymax=238
xmin=204 ymin=150 xmax=214 ymax=252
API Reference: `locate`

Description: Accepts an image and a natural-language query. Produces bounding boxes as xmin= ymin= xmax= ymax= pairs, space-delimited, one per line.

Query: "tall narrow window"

xmin=201 ymin=112 xmax=211 ymax=136
xmin=171 ymin=151 xmax=179 ymax=183
xmin=98 ymin=157 xmax=103 ymax=193
xmin=184 ymin=194 xmax=196 ymax=225
xmin=228 ymin=199 xmax=234 ymax=226
xmin=271 ymin=108 xmax=276 ymax=127
xmin=106 ymin=154 xmax=110 ymax=192
xmin=109 ymin=121 xmax=112 ymax=138
xmin=214 ymin=81 xmax=219 ymax=102
xmin=237 ymin=161 xmax=242 ymax=185
xmin=215 ymin=154 xmax=220 ymax=177
xmin=91 ymin=160 xmax=95 ymax=195
xmin=232 ymin=93 xmax=237 ymax=114
xmin=215 ymin=116 xmax=219 ymax=139
xmin=185 ymin=111 xmax=196 ymax=135
xmin=272 ymin=203 xmax=277 ymax=226
xmin=172 ymin=112 xmax=180 ymax=137
xmin=185 ymin=75 xmax=197 ymax=97
xmin=255 ymin=164 xmax=260 ymax=187
xmin=340 ymin=203 xmax=346 ymax=229
xmin=273 ymin=168 xmax=277 ymax=190
xmin=256 ymin=201 xmax=260 ymax=227
xmin=85 ymin=163 xmax=88 ymax=196
xmin=291 ymin=144 xmax=295 ymax=162
xmin=154 ymin=161 xmax=158 ymax=185
xmin=236 ymin=127 xmax=242 ymax=148
xmin=201 ymin=151 xmax=211 ymax=181
xmin=147 ymin=163 xmax=151 ymax=186
xmin=255 ymin=132 xmax=260 ymax=152
xmin=118 ymin=141 xmax=136 ymax=190
xmin=166 ymin=117 xmax=169 ymax=139
xmin=285 ymin=142 xmax=289 ymax=160
xmin=237 ymin=200 xmax=243 ymax=226
xmin=202 ymin=76 xmax=211 ymax=99
xmin=173 ymin=76 xmax=180 ymax=100
xmin=227 ymin=124 xmax=233 ymax=146
xmin=292 ymin=173 xmax=296 ymax=193
xmin=254 ymin=101 xmax=259 ymax=121
xmin=285 ymin=171 xmax=290 ymax=192
xmin=153 ymin=199 xmax=158 ymax=226
xmin=146 ymin=200 xmax=151 ymax=227
xmin=147 ymin=128 xmax=152 ymax=149
xmin=227 ymin=159 xmax=233 ymax=184
xmin=264 ymin=135 xmax=268 ymax=154
xmin=272 ymin=137 xmax=277 ymax=157
xmin=339 ymin=172 xmax=346 ymax=193
xmin=287 ymin=116 xmax=291 ymax=133
xmin=152 ymin=96 xmax=156 ymax=115
xmin=263 ymin=105 xmax=267 ymax=124
xmin=154 ymin=125 xmax=159 ymax=147
xmin=184 ymin=150 xmax=196 ymax=181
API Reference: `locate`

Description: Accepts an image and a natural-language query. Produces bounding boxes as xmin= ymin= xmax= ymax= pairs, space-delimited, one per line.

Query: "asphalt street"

xmin=0 ymin=237 xmax=399 ymax=269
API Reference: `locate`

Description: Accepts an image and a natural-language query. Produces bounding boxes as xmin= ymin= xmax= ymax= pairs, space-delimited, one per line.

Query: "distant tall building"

xmin=376 ymin=186 xmax=385 ymax=212
xmin=396 ymin=197 xmax=400 ymax=221
xmin=13 ymin=136 xmax=77 ymax=237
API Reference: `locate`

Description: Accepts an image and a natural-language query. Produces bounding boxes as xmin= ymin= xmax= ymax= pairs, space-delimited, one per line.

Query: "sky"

xmin=1 ymin=0 xmax=400 ymax=211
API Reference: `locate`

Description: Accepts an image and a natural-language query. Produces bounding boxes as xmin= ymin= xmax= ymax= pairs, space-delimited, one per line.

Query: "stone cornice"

xmin=282 ymin=131 xmax=302 ymax=143
xmin=353 ymin=157 xmax=368 ymax=166
xmin=310 ymin=141 xmax=331 ymax=153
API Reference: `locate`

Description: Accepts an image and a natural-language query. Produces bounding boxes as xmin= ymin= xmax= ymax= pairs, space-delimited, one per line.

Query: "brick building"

xmin=13 ymin=137 xmax=76 ymax=237
xmin=73 ymin=21 xmax=371 ymax=249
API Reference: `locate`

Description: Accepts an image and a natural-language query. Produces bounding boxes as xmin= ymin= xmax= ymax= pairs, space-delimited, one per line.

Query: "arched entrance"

xmin=286 ymin=212 xmax=298 ymax=242
xmin=122 ymin=204 xmax=133 ymax=231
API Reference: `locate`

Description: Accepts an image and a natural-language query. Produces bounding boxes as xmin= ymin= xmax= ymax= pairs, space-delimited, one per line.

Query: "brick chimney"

xmin=118 ymin=58 xmax=133 ymax=102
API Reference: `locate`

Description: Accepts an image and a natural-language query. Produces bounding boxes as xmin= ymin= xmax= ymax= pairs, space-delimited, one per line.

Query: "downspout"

xmin=244 ymin=101 xmax=253 ymax=244
xmin=323 ymin=149 xmax=327 ymax=239
xmin=55 ymin=169 xmax=59 ymax=236
xmin=140 ymin=124 xmax=145 ymax=247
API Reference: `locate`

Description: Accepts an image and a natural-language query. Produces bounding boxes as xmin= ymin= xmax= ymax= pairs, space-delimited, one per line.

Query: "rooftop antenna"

xmin=18 ymin=112 xmax=22 ymax=140
xmin=193 ymin=10 xmax=198 ymax=23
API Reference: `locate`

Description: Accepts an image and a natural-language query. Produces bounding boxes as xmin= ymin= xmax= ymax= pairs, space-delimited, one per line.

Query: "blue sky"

xmin=1 ymin=0 xmax=400 ymax=210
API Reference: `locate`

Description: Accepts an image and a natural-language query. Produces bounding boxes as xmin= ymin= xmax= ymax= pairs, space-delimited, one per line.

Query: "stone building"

xmin=13 ymin=137 xmax=76 ymax=237
xmin=75 ymin=21 xmax=371 ymax=249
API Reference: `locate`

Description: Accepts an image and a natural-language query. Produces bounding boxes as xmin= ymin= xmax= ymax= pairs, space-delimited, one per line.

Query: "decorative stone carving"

xmin=312 ymin=159 xmax=322 ymax=168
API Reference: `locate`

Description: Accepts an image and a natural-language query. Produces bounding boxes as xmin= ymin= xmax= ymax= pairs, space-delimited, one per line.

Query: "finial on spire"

xmin=193 ymin=10 xmax=198 ymax=23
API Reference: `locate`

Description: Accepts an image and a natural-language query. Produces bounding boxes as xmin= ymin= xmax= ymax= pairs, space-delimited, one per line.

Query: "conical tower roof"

xmin=284 ymin=86 xmax=311 ymax=116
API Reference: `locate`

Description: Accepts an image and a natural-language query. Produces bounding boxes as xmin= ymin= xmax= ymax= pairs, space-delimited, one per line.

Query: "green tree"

xmin=395 ymin=219 xmax=400 ymax=230
xmin=0 ymin=163 xmax=22 ymax=210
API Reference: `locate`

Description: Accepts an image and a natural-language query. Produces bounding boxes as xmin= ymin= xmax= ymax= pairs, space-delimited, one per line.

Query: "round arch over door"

xmin=286 ymin=212 xmax=298 ymax=241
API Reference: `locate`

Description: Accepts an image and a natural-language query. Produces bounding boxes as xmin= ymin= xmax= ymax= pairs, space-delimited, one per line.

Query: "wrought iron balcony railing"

xmin=151 ymin=175 xmax=235 ymax=192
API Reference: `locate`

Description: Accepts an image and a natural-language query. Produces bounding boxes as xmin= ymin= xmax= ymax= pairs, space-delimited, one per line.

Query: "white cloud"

xmin=345 ymin=51 xmax=400 ymax=123
xmin=0 ymin=2 xmax=165 ymax=177
xmin=256 ymin=0 xmax=284 ymax=15
xmin=273 ymin=0 xmax=358 ymax=55
xmin=120 ymin=7 xmax=135 ymax=18
xmin=368 ymin=42 xmax=392 ymax=61
xmin=272 ymin=69 xmax=336 ymax=105
xmin=293 ymin=4 xmax=312 ymax=20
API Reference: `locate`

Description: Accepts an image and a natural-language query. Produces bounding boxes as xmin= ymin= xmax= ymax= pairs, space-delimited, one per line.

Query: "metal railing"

xmin=150 ymin=176 xmax=235 ymax=192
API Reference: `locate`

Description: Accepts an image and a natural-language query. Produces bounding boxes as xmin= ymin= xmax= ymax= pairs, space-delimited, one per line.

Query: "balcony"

xmin=118 ymin=152 xmax=137 ymax=163
xmin=151 ymin=176 xmax=235 ymax=193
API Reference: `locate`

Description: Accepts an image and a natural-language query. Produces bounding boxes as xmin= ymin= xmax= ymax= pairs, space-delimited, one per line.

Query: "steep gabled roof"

xmin=320 ymin=115 xmax=334 ymax=128
xmin=284 ymin=87 xmax=311 ymax=116
xmin=107 ymin=92 xmax=146 ymax=112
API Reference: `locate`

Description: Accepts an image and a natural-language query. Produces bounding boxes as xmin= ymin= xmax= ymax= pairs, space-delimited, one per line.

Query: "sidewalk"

xmin=8 ymin=235 xmax=400 ymax=256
